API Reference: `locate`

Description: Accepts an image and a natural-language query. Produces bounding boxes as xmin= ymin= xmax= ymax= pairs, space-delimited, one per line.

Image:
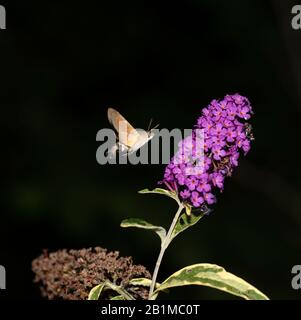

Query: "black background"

xmin=1 ymin=0 xmax=301 ymax=300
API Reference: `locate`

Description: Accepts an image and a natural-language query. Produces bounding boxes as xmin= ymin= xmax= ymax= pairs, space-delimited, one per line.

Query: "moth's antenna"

xmin=152 ymin=123 xmax=160 ymax=130
xmin=147 ymin=118 xmax=153 ymax=132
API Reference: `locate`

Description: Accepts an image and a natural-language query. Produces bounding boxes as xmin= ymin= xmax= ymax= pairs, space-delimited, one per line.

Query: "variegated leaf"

xmin=152 ymin=263 xmax=269 ymax=300
xmin=121 ymin=218 xmax=166 ymax=244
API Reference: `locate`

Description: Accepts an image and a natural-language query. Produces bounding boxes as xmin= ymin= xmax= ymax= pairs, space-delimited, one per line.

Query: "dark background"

xmin=1 ymin=0 xmax=301 ymax=300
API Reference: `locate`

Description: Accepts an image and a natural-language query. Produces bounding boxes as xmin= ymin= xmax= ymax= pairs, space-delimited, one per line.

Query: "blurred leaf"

xmin=88 ymin=281 xmax=135 ymax=300
xmin=88 ymin=283 xmax=105 ymax=300
xmin=121 ymin=218 xmax=166 ymax=244
xmin=129 ymin=277 xmax=152 ymax=287
xmin=110 ymin=295 xmax=125 ymax=300
xmin=129 ymin=278 xmax=160 ymax=300
xmin=152 ymin=263 xmax=269 ymax=300
xmin=129 ymin=277 xmax=160 ymax=288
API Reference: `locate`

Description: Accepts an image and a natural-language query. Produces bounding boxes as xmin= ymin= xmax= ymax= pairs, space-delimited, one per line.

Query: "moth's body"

xmin=107 ymin=108 xmax=156 ymax=157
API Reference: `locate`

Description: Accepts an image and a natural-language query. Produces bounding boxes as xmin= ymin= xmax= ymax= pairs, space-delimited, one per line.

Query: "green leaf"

xmin=170 ymin=211 xmax=205 ymax=242
xmin=152 ymin=263 xmax=269 ymax=300
xmin=88 ymin=281 xmax=135 ymax=300
xmin=139 ymin=188 xmax=179 ymax=203
xmin=121 ymin=218 xmax=166 ymax=244
xmin=88 ymin=283 xmax=106 ymax=300
xmin=129 ymin=278 xmax=153 ymax=287
xmin=110 ymin=295 xmax=125 ymax=300
xmin=129 ymin=278 xmax=160 ymax=288
xmin=129 ymin=278 xmax=160 ymax=300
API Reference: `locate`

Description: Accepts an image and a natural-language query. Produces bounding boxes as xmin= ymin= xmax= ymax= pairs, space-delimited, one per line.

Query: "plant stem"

xmin=106 ymin=281 xmax=135 ymax=300
xmin=148 ymin=203 xmax=184 ymax=299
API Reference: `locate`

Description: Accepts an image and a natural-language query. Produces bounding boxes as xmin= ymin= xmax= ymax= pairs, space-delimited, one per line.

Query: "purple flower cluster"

xmin=162 ymin=94 xmax=254 ymax=209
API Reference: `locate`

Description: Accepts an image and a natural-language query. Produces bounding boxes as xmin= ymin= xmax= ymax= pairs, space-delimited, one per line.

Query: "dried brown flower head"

xmin=32 ymin=247 xmax=151 ymax=300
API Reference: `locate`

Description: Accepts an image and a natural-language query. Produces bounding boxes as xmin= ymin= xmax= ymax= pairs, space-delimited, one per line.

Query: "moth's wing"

xmin=107 ymin=108 xmax=140 ymax=147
